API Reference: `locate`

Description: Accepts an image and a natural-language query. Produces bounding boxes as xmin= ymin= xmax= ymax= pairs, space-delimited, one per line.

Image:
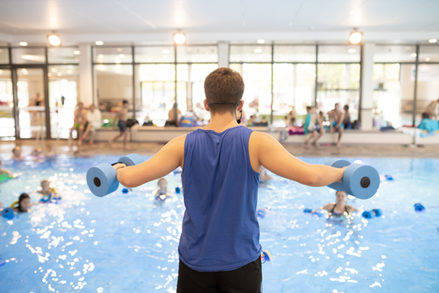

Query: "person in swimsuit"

xmin=70 ymin=102 xmax=87 ymax=144
xmin=304 ymin=106 xmax=325 ymax=147
xmin=322 ymin=191 xmax=357 ymax=218
xmin=328 ymin=103 xmax=345 ymax=147
xmin=38 ymin=179 xmax=61 ymax=203
xmin=109 ymin=100 xmax=130 ymax=150
xmin=11 ymin=193 xmax=32 ymax=213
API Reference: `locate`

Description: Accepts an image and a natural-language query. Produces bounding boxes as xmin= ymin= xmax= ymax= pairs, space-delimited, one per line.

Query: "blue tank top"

xmin=180 ymin=125 xmax=261 ymax=272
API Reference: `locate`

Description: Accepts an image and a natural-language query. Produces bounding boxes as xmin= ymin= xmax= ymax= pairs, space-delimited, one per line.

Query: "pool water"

xmin=0 ymin=155 xmax=438 ymax=292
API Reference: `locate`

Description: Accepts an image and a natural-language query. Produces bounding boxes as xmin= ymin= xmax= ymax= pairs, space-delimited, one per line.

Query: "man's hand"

xmin=113 ymin=163 xmax=126 ymax=170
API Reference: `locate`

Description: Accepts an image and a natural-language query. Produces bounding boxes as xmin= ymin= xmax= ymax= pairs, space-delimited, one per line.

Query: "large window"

xmin=136 ymin=64 xmax=175 ymax=126
xmin=95 ymin=64 xmax=133 ymax=125
xmin=273 ymin=64 xmax=315 ymax=124
xmin=48 ymin=65 xmax=79 ymax=138
xmin=94 ymin=46 xmax=134 ymax=126
xmin=373 ymin=45 xmax=417 ymax=127
xmin=317 ymin=46 xmax=361 ymax=122
xmin=0 ymin=68 xmax=14 ymax=137
xmin=417 ymin=64 xmax=439 ymax=122
xmin=273 ymin=45 xmax=316 ymax=125
xmin=176 ymin=46 xmax=218 ymax=125
xmin=12 ymin=48 xmax=46 ymax=64
xmin=230 ymin=45 xmax=272 ymax=123
xmin=0 ymin=48 xmax=8 ymax=64
xmin=133 ymin=45 xmax=218 ymax=126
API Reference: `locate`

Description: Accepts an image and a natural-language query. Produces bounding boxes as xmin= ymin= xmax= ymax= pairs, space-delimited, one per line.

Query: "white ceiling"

xmin=0 ymin=0 xmax=438 ymax=44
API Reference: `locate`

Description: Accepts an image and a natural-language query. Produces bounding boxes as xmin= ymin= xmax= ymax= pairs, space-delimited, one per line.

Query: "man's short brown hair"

xmin=204 ymin=67 xmax=244 ymax=113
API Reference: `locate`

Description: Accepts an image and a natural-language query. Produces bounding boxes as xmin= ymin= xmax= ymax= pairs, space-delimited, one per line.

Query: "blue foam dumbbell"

xmin=327 ymin=159 xmax=380 ymax=200
xmin=362 ymin=209 xmax=382 ymax=219
xmin=1 ymin=207 xmax=14 ymax=220
xmin=414 ymin=203 xmax=425 ymax=212
xmin=86 ymin=154 xmax=143 ymax=197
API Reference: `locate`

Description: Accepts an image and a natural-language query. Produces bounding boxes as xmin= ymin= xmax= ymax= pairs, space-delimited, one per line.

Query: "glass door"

xmin=16 ymin=67 xmax=46 ymax=139
xmin=0 ymin=68 xmax=14 ymax=137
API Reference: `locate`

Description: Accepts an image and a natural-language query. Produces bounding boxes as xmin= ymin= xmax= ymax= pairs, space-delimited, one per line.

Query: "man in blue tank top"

xmin=114 ymin=68 xmax=345 ymax=292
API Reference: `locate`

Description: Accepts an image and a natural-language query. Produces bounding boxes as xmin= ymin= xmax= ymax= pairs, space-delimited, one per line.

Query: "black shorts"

xmin=177 ymin=257 xmax=262 ymax=293
xmin=118 ymin=120 xmax=127 ymax=133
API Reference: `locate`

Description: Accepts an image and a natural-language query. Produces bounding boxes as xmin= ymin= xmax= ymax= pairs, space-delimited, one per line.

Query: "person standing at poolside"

xmin=304 ymin=106 xmax=325 ymax=147
xmin=328 ymin=103 xmax=345 ymax=147
xmin=70 ymin=102 xmax=87 ymax=143
xmin=80 ymin=104 xmax=102 ymax=145
xmin=112 ymin=67 xmax=345 ymax=292
xmin=108 ymin=100 xmax=130 ymax=150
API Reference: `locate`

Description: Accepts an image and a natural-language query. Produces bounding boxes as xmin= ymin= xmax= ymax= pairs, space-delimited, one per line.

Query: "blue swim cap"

xmin=122 ymin=188 xmax=129 ymax=194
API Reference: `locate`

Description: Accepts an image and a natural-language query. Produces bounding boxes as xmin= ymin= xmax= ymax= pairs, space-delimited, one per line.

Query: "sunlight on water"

xmin=0 ymin=155 xmax=438 ymax=292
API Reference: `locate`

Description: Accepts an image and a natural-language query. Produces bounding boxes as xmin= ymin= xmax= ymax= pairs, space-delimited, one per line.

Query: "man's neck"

xmin=204 ymin=112 xmax=239 ymax=132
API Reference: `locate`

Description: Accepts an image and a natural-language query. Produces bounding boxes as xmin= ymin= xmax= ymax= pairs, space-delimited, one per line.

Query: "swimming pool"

xmin=1 ymin=155 xmax=438 ymax=292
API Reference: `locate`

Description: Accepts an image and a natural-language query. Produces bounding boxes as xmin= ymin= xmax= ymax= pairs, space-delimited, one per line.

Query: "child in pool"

xmin=321 ymin=190 xmax=358 ymax=217
xmin=10 ymin=193 xmax=33 ymax=213
xmin=38 ymin=180 xmax=61 ymax=203
xmin=0 ymin=160 xmax=13 ymax=177
xmin=155 ymin=178 xmax=170 ymax=201
xmin=12 ymin=146 xmax=23 ymax=160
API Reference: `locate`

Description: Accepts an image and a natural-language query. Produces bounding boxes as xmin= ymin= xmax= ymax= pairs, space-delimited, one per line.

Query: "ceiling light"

xmin=425 ymin=57 xmax=431 ymax=62
xmin=411 ymin=53 xmax=417 ymax=58
xmin=253 ymin=48 xmax=263 ymax=54
xmin=19 ymin=41 xmax=28 ymax=47
xmin=73 ymin=50 xmax=80 ymax=55
xmin=47 ymin=32 xmax=62 ymax=47
xmin=95 ymin=41 xmax=104 ymax=46
xmin=173 ymin=31 xmax=186 ymax=45
xmin=347 ymin=48 xmax=357 ymax=54
xmin=257 ymin=39 xmax=265 ymax=44
xmin=428 ymin=38 xmax=437 ymax=44
xmin=348 ymin=29 xmax=363 ymax=45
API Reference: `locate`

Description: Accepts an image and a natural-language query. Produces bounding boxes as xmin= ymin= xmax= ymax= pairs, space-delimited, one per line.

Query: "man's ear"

xmin=237 ymin=100 xmax=244 ymax=111
xmin=203 ymin=99 xmax=210 ymax=112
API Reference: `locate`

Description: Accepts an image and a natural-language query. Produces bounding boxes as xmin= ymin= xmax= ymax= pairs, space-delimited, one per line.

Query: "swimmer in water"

xmin=321 ymin=191 xmax=358 ymax=217
xmin=38 ymin=180 xmax=61 ymax=203
xmin=0 ymin=160 xmax=12 ymax=177
xmin=155 ymin=178 xmax=170 ymax=201
xmin=11 ymin=193 xmax=32 ymax=213
xmin=12 ymin=146 xmax=23 ymax=160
